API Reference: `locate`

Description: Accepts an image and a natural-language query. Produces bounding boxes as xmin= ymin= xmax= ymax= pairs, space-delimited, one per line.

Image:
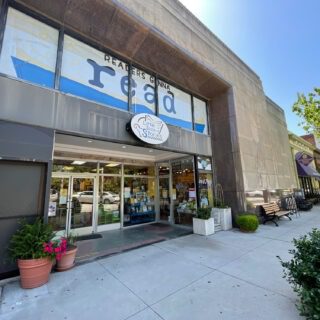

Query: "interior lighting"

xmin=71 ymin=161 xmax=86 ymax=165
xmin=149 ymin=149 xmax=153 ymax=153
xmin=122 ymin=146 xmax=127 ymax=149
xmin=106 ymin=163 xmax=120 ymax=167
xmin=87 ymin=140 xmax=93 ymax=143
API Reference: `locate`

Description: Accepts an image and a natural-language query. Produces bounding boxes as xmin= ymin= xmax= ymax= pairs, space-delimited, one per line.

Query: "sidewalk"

xmin=1 ymin=206 xmax=319 ymax=320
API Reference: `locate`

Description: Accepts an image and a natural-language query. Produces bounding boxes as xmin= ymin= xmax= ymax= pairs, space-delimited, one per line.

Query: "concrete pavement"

xmin=1 ymin=206 xmax=320 ymax=320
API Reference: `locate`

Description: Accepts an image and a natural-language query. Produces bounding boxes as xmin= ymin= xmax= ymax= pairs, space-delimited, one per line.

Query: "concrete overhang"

xmin=16 ymin=0 xmax=230 ymax=99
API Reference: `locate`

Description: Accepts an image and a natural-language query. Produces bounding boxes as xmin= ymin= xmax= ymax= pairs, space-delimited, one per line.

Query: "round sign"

xmin=130 ymin=113 xmax=169 ymax=145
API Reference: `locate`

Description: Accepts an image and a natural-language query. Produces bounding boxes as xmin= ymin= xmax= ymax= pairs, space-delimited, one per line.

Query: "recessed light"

xmin=122 ymin=146 xmax=127 ymax=149
xmin=87 ymin=140 xmax=93 ymax=143
xmin=71 ymin=161 xmax=86 ymax=165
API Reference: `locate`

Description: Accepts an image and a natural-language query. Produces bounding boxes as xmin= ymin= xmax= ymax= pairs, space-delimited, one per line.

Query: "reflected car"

xmin=76 ymin=191 xmax=120 ymax=204
xmin=102 ymin=192 xmax=120 ymax=204
xmin=77 ymin=191 xmax=94 ymax=203
xmin=245 ymin=190 xmax=263 ymax=197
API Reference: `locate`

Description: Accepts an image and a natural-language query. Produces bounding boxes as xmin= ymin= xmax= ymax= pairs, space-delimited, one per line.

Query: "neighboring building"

xmin=0 ymin=0 xmax=296 ymax=277
xmin=289 ymin=132 xmax=320 ymax=198
xmin=301 ymin=134 xmax=320 ymax=173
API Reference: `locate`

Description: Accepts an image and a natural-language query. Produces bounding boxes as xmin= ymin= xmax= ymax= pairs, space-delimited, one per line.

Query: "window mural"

xmin=131 ymin=66 xmax=156 ymax=115
xmin=158 ymin=80 xmax=193 ymax=130
xmin=60 ymin=35 xmax=129 ymax=111
xmin=0 ymin=7 xmax=209 ymax=134
xmin=0 ymin=8 xmax=58 ymax=88
xmin=193 ymin=97 xmax=208 ymax=134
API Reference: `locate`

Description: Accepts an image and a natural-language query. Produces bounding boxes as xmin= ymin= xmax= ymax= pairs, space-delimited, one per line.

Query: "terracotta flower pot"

xmin=56 ymin=246 xmax=78 ymax=272
xmin=18 ymin=257 xmax=53 ymax=289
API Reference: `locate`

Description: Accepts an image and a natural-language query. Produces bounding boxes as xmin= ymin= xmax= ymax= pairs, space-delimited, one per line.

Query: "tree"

xmin=293 ymin=87 xmax=320 ymax=138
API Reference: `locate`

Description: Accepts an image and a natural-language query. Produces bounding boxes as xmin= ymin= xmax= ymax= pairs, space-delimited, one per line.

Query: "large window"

xmin=193 ymin=97 xmax=208 ymax=135
xmin=0 ymin=8 xmax=58 ymax=88
xmin=60 ymin=36 xmax=129 ymax=111
xmin=131 ymin=66 xmax=156 ymax=115
xmin=197 ymin=156 xmax=213 ymax=208
xmin=123 ymin=164 xmax=155 ymax=226
xmin=0 ymin=7 xmax=209 ymax=134
xmin=98 ymin=176 xmax=121 ymax=226
xmin=172 ymin=157 xmax=196 ymax=226
xmin=158 ymin=80 xmax=193 ymax=130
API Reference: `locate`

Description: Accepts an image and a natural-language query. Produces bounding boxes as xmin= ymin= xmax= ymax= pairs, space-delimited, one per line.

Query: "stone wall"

xmin=117 ymin=0 xmax=297 ymax=194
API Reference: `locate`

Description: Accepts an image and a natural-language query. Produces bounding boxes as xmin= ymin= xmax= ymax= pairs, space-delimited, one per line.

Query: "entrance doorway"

xmin=49 ymin=175 xmax=96 ymax=235
xmin=158 ymin=163 xmax=171 ymax=222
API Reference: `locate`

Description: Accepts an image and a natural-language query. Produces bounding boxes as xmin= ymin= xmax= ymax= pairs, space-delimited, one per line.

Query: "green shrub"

xmin=278 ymin=229 xmax=320 ymax=319
xmin=9 ymin=218 xmax=55 ymax=260
xmin=195 ymin=207 xmax=212 ymax=220
xmin=236 ymin=214 xmax=259 ymax=232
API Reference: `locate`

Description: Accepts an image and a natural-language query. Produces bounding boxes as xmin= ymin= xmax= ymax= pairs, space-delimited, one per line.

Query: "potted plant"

xmin=56 ymin=232 xmax=77 ymax=272
xmin=211 ymin=184 xmax=232 ymax=231
xmin=9 ymin=218 xmax=64 ymax=289
xmin=236 ymin=214 xmax=259 ymax=232
xmin=193 ymin=207 xmax=214 ymax=236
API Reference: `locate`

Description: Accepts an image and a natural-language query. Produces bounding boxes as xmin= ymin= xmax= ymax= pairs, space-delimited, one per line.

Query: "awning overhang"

xmin=296 ymin=160 xmax=320 ymax=179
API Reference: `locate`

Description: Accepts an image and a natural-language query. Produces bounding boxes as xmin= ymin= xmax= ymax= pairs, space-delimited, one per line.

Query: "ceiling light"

xmin=71 ymin=161 xmax=86 ymax=165
xmin=87 ymin=140 xmax=93 ymax=143
xmin=149 ymin=149 xmax=153 ymax=153
xmin=106 ymin=163 xmax=120 ymax=167
xmin=122 ymin=146 xmax=127 ymax=149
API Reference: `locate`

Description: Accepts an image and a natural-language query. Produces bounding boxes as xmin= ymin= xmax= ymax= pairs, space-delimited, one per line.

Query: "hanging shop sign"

xmin=129 ymin=113 xmax=169 ymax=145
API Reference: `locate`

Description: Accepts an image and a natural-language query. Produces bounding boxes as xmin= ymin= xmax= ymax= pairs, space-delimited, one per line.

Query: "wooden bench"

xmin=260 ymin=202 xmax=292 ymax=227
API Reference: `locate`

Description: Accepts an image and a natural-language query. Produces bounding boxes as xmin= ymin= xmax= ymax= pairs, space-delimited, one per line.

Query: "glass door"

xmin=159 ymin=176 xmax=170 ymax=221
xmin=49 ymin=175 xmax=95 ymax=236
xmin=70 ymin=177 xmax=95 ymax=235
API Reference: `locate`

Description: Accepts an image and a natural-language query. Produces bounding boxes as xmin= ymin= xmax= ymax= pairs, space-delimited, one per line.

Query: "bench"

xmin=260 ymin=202 xmax=292 ymax=227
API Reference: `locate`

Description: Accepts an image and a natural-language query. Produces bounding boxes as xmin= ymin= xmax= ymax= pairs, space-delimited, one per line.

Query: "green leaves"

xmin=293 ymin=87 xmax=320 ymax=138
xmin=9 ymin=218 xmax=55 ymax=260
xmin=236 ymin=214 xmax=259 ymax=232
xmin=279 ymin=229 xmax=320 ymax=319
xmin=196 ymin=207 xmax=212 ymax=220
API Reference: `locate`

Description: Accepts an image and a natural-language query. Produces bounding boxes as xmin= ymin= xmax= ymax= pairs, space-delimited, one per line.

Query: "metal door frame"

xmin=51 ymin=173 xmax=97 ymax=236
xmin=156 ymin=162 xmax=173 ymax=223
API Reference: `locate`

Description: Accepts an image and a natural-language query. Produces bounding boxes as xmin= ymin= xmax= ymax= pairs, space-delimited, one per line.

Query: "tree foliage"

xmin=293 ymin=87 xmax=320 ymax=138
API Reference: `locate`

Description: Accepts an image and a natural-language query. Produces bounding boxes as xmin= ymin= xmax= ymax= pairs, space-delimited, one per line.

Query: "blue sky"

xmin=179 ymin=0 xmax=320 ymax=135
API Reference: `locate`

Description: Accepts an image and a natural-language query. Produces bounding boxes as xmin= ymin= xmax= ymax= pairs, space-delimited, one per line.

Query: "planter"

xmin=18 ymin=257 xmax=53 ymax=289
xmin=211 ymin=207 xmax=232 ymax=231
xmin=193 ymin=217 xmax=214 ymax=236
xmin=56 ymin=246 xmax=78 ymax=272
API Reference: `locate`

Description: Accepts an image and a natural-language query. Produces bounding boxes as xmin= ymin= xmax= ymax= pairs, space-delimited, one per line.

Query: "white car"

xmin=245 ymin=190 xmax=263 ymax=197
xmin=76 ymin=191 xmax=120 ymax=204
xmin=102 ymin=192 xmax=120 ymax=204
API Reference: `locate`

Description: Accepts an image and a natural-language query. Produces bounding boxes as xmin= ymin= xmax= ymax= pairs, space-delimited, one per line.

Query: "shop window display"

xmin=123 ymin=177 xmax=155 ymax=226
xmin=197 ymin=156 xmax=214 ymax=208
xmin=172 ymin=157 xmax=196 ymax=226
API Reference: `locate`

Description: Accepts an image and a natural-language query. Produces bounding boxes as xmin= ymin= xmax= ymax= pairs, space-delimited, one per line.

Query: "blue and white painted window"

xmin=0 ymin=8 xmax=58 ymax=88
xmin=131 ymin=66 xmax=155 ymax=115
xmin=193 ymin=97 xmax=208 ymax=134
xmin=60 ymin=35 xmax=129 ymax=111
xmin=158 ymin=80 xmax=192 ymax=130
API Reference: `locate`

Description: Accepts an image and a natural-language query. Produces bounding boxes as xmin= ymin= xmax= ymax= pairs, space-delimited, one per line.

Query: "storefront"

xmin=289 ymin=133 xmax=320 ymax=198
xmin=0 ymin=1 xmax=297 ymax=277
xmin=48 ymin=134 xmax=214 ymax=235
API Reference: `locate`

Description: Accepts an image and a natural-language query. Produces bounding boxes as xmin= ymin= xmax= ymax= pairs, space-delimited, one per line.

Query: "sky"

xmin=179 ymin=0 xmax=320 ymax=136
